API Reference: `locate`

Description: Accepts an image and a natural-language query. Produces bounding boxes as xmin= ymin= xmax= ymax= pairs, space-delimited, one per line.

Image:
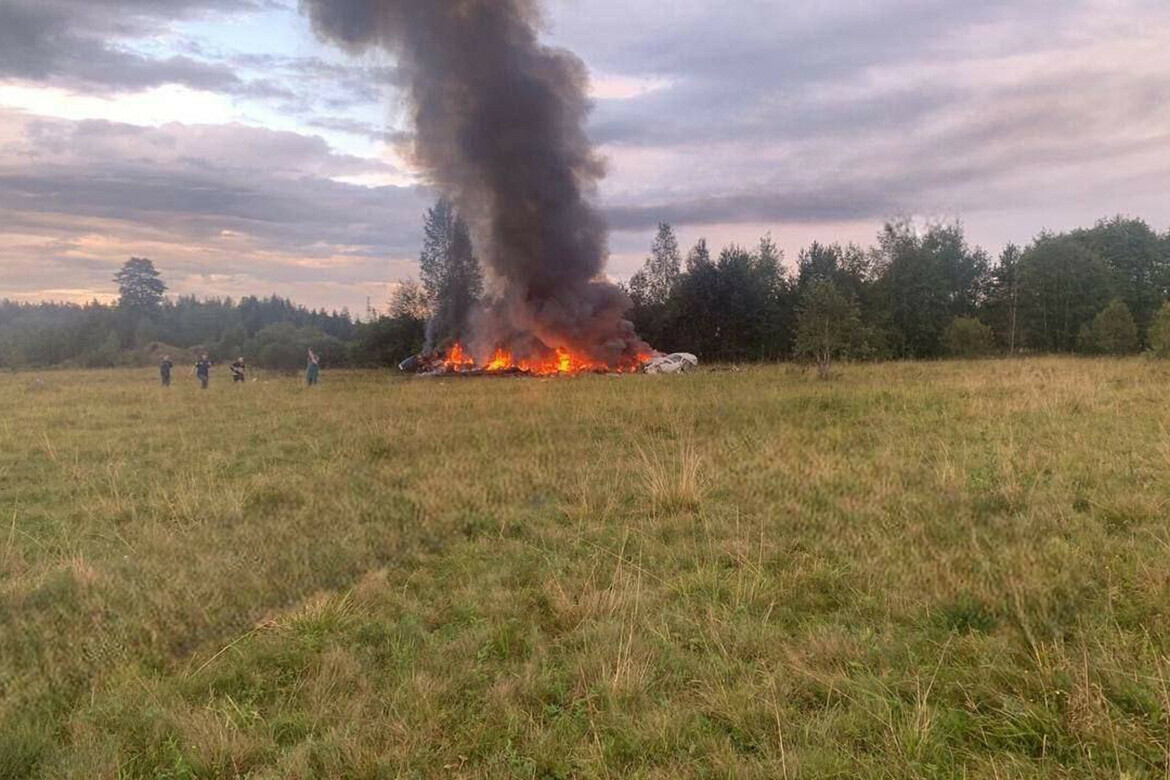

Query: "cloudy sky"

xmin=1 ymin=0 xmax=1168 ymax=313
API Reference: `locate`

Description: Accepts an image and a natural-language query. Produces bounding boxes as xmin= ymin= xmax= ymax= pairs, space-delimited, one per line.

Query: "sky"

xmin=1 ymin=0 xmax=1168 ymax=314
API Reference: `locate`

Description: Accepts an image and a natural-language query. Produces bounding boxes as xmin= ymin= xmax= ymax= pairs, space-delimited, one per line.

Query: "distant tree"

xmin=1072 ymin=216 xmax=1168 ymax=341
xmin=686 ymin=238 xmax=713 ymax=272
xmin=1077 ymin=299 xmax=1139 ymax=355
xmin=874 ymin=220 xmax=989 ymax=359
xmin=754 ymin=233 xmax=795 ymax=358
xmin=249 ymin=322 xmax=345 ymax=371
xmin=794 ymin=281 xmax=861 ymax=379
xmin=797 ymin=242 xmax=840 ymax=290
xmin=984 ymin=243 xmax=1023 ymax=353
xmin=669 ymin=240 xmax=722 ymax=358
xmin=1148 ymin=301 xmax=1170 ymax=358
xmin=640 ymin=223 xmax=683 ymax=305
xmin=114 ymin=257 xmax=167 ymax=311
xmin=353 ymin=315 xmax=426 ymax=367
xmin=133 ymin=317 xmax=160 ymax=349
xmin=756 ymin=233 xmax=783 ymax=277
xmin=1017 ymin=236 xmax=1113 ymax=352
xmin=627 ymin=269 xmax=650 ymax=308
xmin=797 ymin=241 xmax=874 ymax=304
xmin=89 ymin=331 xmax=125 ymax=368
xmin=419 ymin=198 xmax=483 ymax=348
xmin=713 ymin=244 xmax=775 ymax=361
xmin=640 ymin=233 xmax=793 ymax=361
xmin=388 ymin=278 xmax=432 ymax=321
xmin=943 ymin=317 xmax=995 ymax=358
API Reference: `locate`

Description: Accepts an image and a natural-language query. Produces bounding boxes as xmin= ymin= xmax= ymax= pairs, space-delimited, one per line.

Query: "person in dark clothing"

xmin=194 ymin=355 xmax=211 ymax=389
xmin=230 ymin=357 xmax=246 ymax=383
xmin=306 ymin=349 xmax=320 ymax=386
xmin=159 ymin=355 xmax=173 ymax=387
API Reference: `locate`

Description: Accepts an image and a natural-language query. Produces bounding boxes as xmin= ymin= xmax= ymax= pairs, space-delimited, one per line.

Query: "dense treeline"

xmin=627 ymin=216 xmax=1170 ymax=363
xmin=0 ymin=293 xmax=372 ymax=371
xmin=3 ymin=213 xmax=1168 ymax=371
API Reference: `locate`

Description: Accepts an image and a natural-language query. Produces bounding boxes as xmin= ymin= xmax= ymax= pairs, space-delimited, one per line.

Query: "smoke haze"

xmin=302 ymin=0 xmax=650 ymax=365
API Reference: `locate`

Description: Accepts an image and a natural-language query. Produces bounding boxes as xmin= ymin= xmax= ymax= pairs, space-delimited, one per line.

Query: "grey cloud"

xmin=304 ymin=117 xmax=412 ymax=145
xmin=0 ymin=0 xmax=397 ymax=111
xmin=0 ymin=0 xmax=283 ymax=96
xmin=228 ymin=54 xmax=402 ymax=110
xmin=559 ymin=0 xmax=1170 ymax=232
xmin=574 ymin=0 xmax=1080 ymax=149
xmin=0 ymin=112 xmax=431 ymax=277
xmin=555 ymin=0 xmax=1066 ymax=86
xmin=600 ymin=62 xmax=1170 ymax=232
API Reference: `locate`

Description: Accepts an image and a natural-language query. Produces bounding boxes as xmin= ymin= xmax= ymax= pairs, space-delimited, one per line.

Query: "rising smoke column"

xmin=302 ymin=0 xmax=650 ymax=365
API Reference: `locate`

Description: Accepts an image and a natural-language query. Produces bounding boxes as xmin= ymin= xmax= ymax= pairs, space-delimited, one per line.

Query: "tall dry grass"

xmin=2 ymin=358 xmax=1170 ymax=777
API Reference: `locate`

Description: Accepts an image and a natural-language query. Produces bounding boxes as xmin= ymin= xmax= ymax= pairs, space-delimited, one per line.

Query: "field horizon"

xmin=4 ymin=358 xmax=1170 ymax=778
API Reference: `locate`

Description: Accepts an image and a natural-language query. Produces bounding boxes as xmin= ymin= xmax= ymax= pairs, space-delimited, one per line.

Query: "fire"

xmin=435 ymin=343 xmax=650 ymax=376
xmin=444 ymin=343 xmax=476 ymax=370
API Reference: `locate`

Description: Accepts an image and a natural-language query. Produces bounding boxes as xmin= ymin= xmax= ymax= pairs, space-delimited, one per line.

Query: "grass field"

xmin=3 ymin=359 xmax=1170 ymax=778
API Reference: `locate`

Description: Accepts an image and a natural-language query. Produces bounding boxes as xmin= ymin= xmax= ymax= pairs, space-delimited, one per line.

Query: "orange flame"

xmin=437 ymin=343 xmax=650 ymax=376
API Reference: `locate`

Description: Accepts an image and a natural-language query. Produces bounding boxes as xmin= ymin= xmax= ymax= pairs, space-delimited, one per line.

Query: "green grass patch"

xmin=3 ymin=359 xmax=1170 ymax=777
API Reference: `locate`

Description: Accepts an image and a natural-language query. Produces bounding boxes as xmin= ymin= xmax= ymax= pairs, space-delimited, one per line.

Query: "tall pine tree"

xmin=114 ymin=258 xmax=166 ymax=312
xmin=418 ymin=198 xmax=483 ymax=349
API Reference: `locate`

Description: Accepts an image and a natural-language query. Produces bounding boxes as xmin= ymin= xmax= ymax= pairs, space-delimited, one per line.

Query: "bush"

xmin=943 ymin=317 xmax=995 ymax=358
xmin=1078 ymin=299 xmax=1139 ymax=355
xmin=248 ymin=323 xmax=345 ymax=372
xmin=1149 ymin=302 xmax=1170 ymax=358
xmin=350 ymin=315 xmax=427 ymax=367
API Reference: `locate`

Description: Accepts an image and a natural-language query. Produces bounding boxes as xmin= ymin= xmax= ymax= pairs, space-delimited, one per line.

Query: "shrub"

xmin=1149 ymin=302 xmax=1170 ymax=358
xmin=1078 ymin=299 xmax=1139 ymax=355
xmin=248 ymin=323 xmax=345 ymax=371
xmin=943 ymin=317 xmax=995 ymax=358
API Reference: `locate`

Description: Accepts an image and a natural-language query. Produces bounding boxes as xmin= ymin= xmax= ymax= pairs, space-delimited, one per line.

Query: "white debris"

xmin=643 ymin=353 xmax=699 ymax=375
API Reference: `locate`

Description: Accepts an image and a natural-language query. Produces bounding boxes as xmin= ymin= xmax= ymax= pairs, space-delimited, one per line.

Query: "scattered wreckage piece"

xmin=642 ymin=353 xmax=699 ymax=375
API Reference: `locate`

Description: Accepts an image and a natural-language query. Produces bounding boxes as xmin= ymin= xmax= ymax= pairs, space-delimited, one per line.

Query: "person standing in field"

xmin=306 ymin=349 xmax=320 ymax=386
xmin=230 ymin=356 xmax=246 ymax=383
xmin=159 ymin=355 xmax=173 ymax=387
xmin=194 ymin=355 xmax=211 ymax=390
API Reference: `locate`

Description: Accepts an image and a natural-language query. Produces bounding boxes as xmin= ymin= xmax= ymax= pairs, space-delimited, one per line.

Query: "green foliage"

xmin=418 ymin=198 xmax=483 ymax=346
xmin=1071 ymin=216 xmax=1168 ymax=337
xmin=794 ymin=281 xmax=861 ymax=378
xmin=388 ymin=278 xmax=431 ymax=321
xmin=875 ymin=220 xmax=990 ymax=359
xmin=353 ymin=313 xmax=426 ymax=367
xmin=0 ymin=292 xmax=380 ymax=370
xmin=643 ymin=237 xmax=793 ymax=361
xmin=1149 ymin=301 xmax=1170 ymax=358
xmin=983 ymin=243 xmax=1023 ymax=352
xmin=629 ymin=223 xmax=682 ymax=307
xmin=249 ymin=323 xmax=345 ymax=372
xmin=133 ymin=317 xmax=160 ymax=349
xmin=1017 ymin=236 xmax=1113 ymax=352
xmin=114 ymin=257 xmax=167 ymax=311
xmin=942 ymin=317 xmax=995 ymax=358
xmin=1077 ymin=299 xmax=1140 ymax=355
xmin=87 ymin=331 xmax=125 ymax=368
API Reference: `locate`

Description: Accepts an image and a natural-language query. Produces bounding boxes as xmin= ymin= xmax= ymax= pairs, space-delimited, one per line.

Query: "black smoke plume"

xmin=301 ymin=0 xmax=651 ymax=366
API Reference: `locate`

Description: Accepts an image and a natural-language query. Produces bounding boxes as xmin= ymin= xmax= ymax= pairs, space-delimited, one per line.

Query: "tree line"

xmin=3 ymin=208 xmax=1169 ymax=372
xmin=625 ymin=216 xmax=1170 ymax=372
xmin=0 ymin=259 xmax=363 ymax=371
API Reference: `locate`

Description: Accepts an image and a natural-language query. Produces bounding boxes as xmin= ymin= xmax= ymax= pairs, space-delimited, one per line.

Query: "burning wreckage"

xmin=304 ymin=0 xmax=694 ymax=376
xmin=399 ymin=346 xmax=698 ymax=377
